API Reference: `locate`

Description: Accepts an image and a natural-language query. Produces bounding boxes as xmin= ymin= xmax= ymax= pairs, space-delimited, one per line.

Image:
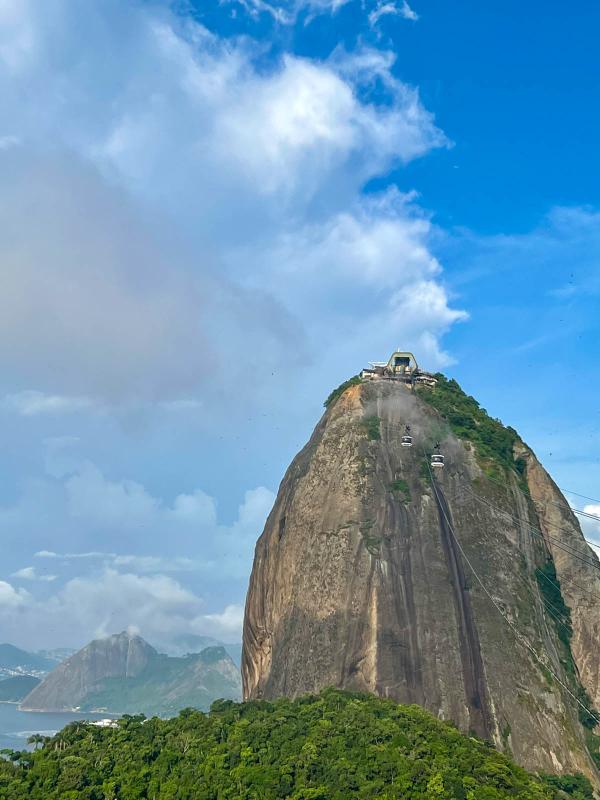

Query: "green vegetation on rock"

xmin=324 ymin=376 xmax=362 ymax=408
xmin=361 ymin=415 xmax=381 ymax=441
xmin=417 ymin=374 xmax=521 ymax=477
xmin=535 ymin=561 xmax=599 ymax=731
xmin=390 ymin=478 xmax=411 ymax=503
xmin=0 ymin=688 xmax=585 ymax=800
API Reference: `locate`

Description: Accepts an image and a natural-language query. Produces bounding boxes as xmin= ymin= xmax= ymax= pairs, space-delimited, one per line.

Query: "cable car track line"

xmin=424 ymin=454 xmax=600 ymax=729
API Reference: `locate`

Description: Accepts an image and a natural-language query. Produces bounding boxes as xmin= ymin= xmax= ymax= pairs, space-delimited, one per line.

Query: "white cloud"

xmin=0 ymin=568 xmax=245 ymax=648
xmin=0 ymin=580 xmax=31 ymax=608
xmin=3 ymin=391 xmax=96 ymax=416
xmin=0 ymin=0 xmax=459 ymax=413
xmin=232 ymin=0 xmax=418 ymax=26
xmin=34 ymin=550 xmax=198 ymax=574
xmin=65 ymin=463 xmax=161 ymax=526
xmin=0 ymin=459 xmax=275 ymax=647
xmin=201 ymin=604 xmax=245 ymax=637
xmin=231 ymin=0 xmax=350 ymax=24
xmin=11 ymin=566 xmax=57 ymax=582
xmin=369 ymin=0 xmax=418 ymax=27
xmin=579 ymin=503 xmax=600 ymax=543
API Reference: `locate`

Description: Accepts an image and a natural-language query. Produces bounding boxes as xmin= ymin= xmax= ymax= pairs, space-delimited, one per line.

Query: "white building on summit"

xmin=360 ymin=350 xmax=437 ymax=388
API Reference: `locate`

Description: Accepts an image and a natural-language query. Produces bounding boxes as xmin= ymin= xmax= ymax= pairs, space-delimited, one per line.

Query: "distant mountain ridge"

xmin=0 ymin=644 xmax=56 ymax=678
xmin=20 ymin=631 xmax=241 ymax=716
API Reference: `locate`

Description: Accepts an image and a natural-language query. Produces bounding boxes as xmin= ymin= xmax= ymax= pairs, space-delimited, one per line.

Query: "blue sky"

xmin=0 ymin=0 xmax=598 ymax=651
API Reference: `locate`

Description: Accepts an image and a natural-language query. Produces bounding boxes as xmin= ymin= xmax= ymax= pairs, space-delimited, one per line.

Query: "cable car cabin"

xmin=431 ymin=453 xmax=445 ymax=469
xmin=401 ymin=425 xmax=413 ymax=447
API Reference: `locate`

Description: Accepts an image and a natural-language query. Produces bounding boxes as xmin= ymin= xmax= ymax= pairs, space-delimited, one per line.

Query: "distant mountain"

xmin=36 ymin=647 xmax=76 ymax=664
xmin=0 ymin=644 xmax=55 ymax=678
xmin=20 ymin=631 xmax=241 ymax=716
xmin=0 ymin=675 xmax=40 ymax=702
xmin=167 ymin=634 xmax=242 ymax=667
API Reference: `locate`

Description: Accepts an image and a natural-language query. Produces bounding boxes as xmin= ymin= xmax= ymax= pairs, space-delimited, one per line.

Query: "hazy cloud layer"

xmin=1 ymin=454 xmax=274 ymax=647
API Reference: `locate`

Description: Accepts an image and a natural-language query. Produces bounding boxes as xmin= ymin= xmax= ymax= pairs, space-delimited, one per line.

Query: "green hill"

xmin=0 ymin=689 xmax=593 ymax=799
xmin=0 ymin=644 xmax=55 ymax=677
xmin=79 ymin=647 xmax=241 ymax=716
xmin=0 ymin=675 xmax=40 ymax=702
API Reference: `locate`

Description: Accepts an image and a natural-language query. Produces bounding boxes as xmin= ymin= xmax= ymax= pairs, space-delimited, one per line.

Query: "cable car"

xmin=431 ymin=443 xmax=445 ymax=469
xmin=401 ymin=425 xmax=413 ymax=448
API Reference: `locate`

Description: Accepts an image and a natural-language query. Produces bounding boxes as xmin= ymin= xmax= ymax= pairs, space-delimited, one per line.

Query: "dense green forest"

xmin=0 ymin=689 xmax=593 ymax=799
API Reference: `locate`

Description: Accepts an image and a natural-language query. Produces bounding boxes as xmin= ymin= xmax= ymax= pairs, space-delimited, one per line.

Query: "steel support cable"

xmin=463 ymin=486 xmax=600 ymax=576
xmin=378 ymin=418 xmax=600 ymax=524
xmin=563 ymin=489 xmax=600 ymax=506
xmin=468 ymin=466 xmax=600 ymax=525
xmin=424 ymin=454 xmax=600 ymax=728
xmin=462 ymin=487 xmax=600 ymax=610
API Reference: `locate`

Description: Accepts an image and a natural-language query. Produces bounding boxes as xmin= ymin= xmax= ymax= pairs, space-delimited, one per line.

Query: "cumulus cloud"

xmin=201 ymin=604 xmax=245 ymax=637
xmin=0 ymin=580 xmax=31 ymax=608
xmin=0 ymin=458 xmax=274 ymax=648
xmin=0 ymin=0 xmax=459 ymax=412
xmin=0 ymin=568 xmax=245 ymax=648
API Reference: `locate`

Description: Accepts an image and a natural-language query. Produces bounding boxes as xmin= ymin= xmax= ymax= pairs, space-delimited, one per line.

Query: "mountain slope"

xmin=80 ymin=646 xmax=242 ymax=716
xmin=20 ymin=632 xmax=241 ymax=715
xmin=242 ymin=375 xmax=600 ymax=780
xmin=0 ymin=644 xmax=55 ymax=678
xmin=21 ymin=631 xmax=155 ymax=711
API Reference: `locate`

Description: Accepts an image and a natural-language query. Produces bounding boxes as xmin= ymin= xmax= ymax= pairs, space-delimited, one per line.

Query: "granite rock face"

xmin=20 ymin=633 xmax=242 ymax=715
xmin=21 ymin=631 xmax=155 ymax=711
xmin=242 ymin=379 xmax=600 ymax=779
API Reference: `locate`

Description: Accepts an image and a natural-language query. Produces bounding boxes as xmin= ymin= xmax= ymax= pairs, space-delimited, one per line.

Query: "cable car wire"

xmin=463 ymin=486 xmax=600 ymax=576
xmin=423 ymin=453 xmax=600 ymax=728
xmin=376 ymin=417 xmax=600 ymax=521
xmin=376 ymin=418 xmax=600 ymax=543
xmin=469 ymin=467 xmax=600 ymax=525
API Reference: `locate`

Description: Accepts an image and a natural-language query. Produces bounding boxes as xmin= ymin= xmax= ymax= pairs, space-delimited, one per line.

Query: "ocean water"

xmin=0 ymin=703 xmax=111 ymax=751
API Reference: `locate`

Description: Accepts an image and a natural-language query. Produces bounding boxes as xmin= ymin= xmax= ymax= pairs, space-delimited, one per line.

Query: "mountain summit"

xmin=21 ymin=631 xmax=241 ymax=715
xmin=242 ymin=369 xmax=600 ymax=780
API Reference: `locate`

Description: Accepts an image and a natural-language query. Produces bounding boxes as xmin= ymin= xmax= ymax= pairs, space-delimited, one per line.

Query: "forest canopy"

xmin=0 ymin=689 xmax=593 ymax=799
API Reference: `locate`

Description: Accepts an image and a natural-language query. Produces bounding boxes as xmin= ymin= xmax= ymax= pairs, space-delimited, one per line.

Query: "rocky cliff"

xmin=21 ymin=631 xmax=156 ymax=711
xmin=242 ymin=376 xmax=600 ymax=780
xmin=21 ymin=632 xmax=242 ymax=715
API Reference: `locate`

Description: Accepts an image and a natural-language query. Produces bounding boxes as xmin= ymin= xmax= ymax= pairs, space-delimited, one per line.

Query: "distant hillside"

xmin=80 ymin=646 xmax=241 ymax=716
xmin=167 ymin=634 xmax=242 ymax=667
xmin=36 ymin=647 xmax=76 ymax=664
xmin=20 ymin=631 xmax=241 ymax=716
xmin=0 ymin=689 xmax=592 ymax=799
xmin=0 ymin=675 xmax=40 ymax=702
xmin=0 ymin=644 xmax=55 ymax=678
